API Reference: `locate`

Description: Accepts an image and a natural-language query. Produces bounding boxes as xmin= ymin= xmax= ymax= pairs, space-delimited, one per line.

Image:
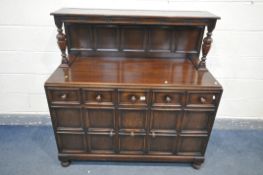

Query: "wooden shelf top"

xmin=45 ymin=57 xmax=222 ymax=89
xmin=51 ymin=8 xmax=220 ymax=19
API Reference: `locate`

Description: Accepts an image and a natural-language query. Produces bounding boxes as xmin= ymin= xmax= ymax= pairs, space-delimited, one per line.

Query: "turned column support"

xmin=54 ymin=17 xmax=69 ymax=67
xmin=198 ymin=20 xmax=217 ymax=70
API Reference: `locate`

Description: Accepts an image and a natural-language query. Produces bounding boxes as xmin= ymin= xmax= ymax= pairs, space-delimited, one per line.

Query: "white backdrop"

xmin=0 ymin=0 xmax=263 ymax=119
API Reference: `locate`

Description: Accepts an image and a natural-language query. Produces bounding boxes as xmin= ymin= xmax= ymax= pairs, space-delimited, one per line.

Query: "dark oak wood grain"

xmin=45 ymin=8 xmax=222 ymax=169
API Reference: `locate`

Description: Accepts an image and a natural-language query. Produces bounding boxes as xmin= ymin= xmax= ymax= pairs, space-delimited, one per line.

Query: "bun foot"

xmin=192 ymin=161 xmax=203 ymax=169
xmin=61 ymin=160 xmax=71 ymax=167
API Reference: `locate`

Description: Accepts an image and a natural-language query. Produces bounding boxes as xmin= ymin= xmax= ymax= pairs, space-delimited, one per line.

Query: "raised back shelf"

xmin=51 ymin=8 xmax=219 ymax=69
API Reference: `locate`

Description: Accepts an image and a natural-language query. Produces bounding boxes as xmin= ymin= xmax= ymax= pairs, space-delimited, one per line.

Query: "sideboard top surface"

xmin=45 ymin=57 xmax=222 ymax=89
xmin=51 ymin=8 xmax=220 ymax=19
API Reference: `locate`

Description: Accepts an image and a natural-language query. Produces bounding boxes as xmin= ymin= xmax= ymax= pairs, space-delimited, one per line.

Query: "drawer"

xmin=187 ymin=92 xmax=220 ymax=108
xmin=152 ymin=91 xmax=185 ymax=107
xmin=83 ymin=88 xmax=115 ymax=105
xmin=47 ymin=88 xmax=80 ymax=105
xmin=118 ymin=89 xmax=149 ymax=106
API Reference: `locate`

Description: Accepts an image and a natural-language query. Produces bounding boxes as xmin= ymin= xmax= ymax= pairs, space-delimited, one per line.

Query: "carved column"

xmin=54 ymin=17 xmax=68 ymax=67
xmin=198 ymin=20 xmax=217 ymax=70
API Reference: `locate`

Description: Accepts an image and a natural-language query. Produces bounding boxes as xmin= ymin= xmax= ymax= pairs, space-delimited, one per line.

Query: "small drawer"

xmin=47 ymin=88 xmax=80 ymax=105
xmin=187 ymin=92 xmax=219 ymax=107
xmin=118 ymin=89 xmax=148 ymax=106
xmin=152 ymin=91 xmax=185 ymax=107
xmin=83 ymin=89 xmax=115 ymax=105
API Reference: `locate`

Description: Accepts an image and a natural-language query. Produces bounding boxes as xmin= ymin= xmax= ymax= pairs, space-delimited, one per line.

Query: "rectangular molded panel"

xmin=52 ymin=107 xmax=82 ymax=129
xmin=150 ymin=110 xmax=181 ymax=131
xmin=95 ymin=25 xmax=119 ymax=50
xmin=119 ymin=133 xmax=146 ymax=154
xmin=57 ymin=133 xmax=86 ymax=153
xmin=121 ymin=26 xmax=146 ymax=51
xmin=118 ymin=109 xmax=147 ymax=131
xmin=88 ymin=132 xmax=115 ymax=153
xmin=182 ymin=110 xmax=214 ymax=133
xmin=148 ymin=135 xmax=177 ymax=154
xmin=85 ymin=108 xmax=115 ymax=129
xmin=178 ymin=136 xmax=207 ymax=156
xmin=66 ymin=24 xmax=204 ymax=58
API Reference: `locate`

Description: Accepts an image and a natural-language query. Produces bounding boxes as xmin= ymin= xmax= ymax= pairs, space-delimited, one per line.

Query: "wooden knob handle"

xmin=130 ymin=95 xmax=137 ymax=103
xmin=130 ymin=131 xmax=135 ymax=137
xmin=60 ymin=94 xmax=67 ymax=100
xmin=165 ymin=96 xmax=172 ymax=103
xmin=96 ymin=94 xmax=102 ymax=102
xmin=200 ymin=97 xmax=206 ymax=104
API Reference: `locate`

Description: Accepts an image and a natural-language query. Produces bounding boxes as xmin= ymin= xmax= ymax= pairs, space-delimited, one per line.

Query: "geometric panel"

xmin=85 ymin=108 xmax=115 ymax=129
xmin=182 ymin=111 xmax=212 ymax=132
xmin=54 ymin=107 xmax=82 ymax=129
xmin=151 ymin=110 xmax=180 ymax=131
xmin=121 ymin=27 xmax=145 ymax=51
xmin=149 ymin=27 xmax=172 ymax=51
xmin=58 ymin=133 xmax=85 ymax=153
xmin=178 ymin=136 xmax=206 ymax=156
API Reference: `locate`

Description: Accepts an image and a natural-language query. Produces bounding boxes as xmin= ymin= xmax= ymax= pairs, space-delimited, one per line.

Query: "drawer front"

xmin=48 ymin=88 xmax=80 ymax=104
xmin=187 ymin=91 xmax=220 ymax=107
xmin=118 ymin=89 xmax=149 ymax=106
xmin=83 ymin=89 xmax=115 ymax=105
xmin=152 ymin=91 xmax=185 ymax=107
